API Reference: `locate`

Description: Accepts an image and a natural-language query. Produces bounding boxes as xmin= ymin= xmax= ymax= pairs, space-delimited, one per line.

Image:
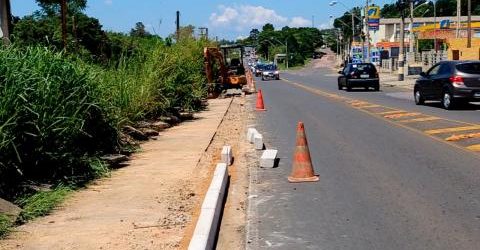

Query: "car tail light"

xmin=449 ymin=75 xmax=465 ymax=87
xmin=350 ymin=72 xmax=357 ymax=79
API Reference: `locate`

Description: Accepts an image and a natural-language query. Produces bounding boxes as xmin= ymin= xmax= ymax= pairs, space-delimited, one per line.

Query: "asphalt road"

xmin=247 ymin=67 xmax=480 ymax=250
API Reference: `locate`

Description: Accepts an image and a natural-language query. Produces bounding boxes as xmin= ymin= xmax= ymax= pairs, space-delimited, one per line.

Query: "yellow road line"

xmin=446 ymin=132 xmax=480 ymax=141
xmin=425 ymin=125 xmax=480 ymax=135
xmin=384 ymin=112 xmax=421 ymax=119
xmin=466 ymin=144 xmax=480 ymax=152
xmin=357 ymin=104 xmax=381 ymax=109
xmin=376 ymin=110 xmax=405 ymax=115
xmin=399 ymin=116 xmax=441 ymax=123
xmin=350 ymin=102 xmax=370 ymax=107
xmin=281 ymin=78 xmax=480 ymax=158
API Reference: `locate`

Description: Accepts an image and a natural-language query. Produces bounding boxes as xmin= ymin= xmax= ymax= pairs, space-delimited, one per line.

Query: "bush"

xmin=0 ymin=47 xmax=117 ymax=197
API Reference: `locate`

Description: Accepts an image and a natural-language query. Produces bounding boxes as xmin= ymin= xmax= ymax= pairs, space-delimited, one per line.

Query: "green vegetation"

xmin=239 ymin=23 xmax=323 ymax=67
xmin=0 ymin=214 xmax=12 ymax=237
xmin=17 ymin=187 xmax=72 ymax=222
xmin=0 ymin=0 xmax=210 ymax=237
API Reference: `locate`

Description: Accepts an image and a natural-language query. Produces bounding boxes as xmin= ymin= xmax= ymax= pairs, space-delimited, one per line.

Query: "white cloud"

xmin=104 ymin=0 xmax=113 ymax=5
xmin=318 ymin=22 xmax=332 ymax=30
xmin=210 ymin=5 xmax=309 ymax=31
xmin=289 ymin=17 xmax=310 ymax=27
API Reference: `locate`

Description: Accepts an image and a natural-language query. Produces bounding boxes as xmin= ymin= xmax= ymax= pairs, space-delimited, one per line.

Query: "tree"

xmin=130 ymin=22 xmax=151 ymax=38
xmin=35 ymin=0 xmax=87 ymax=49
xmin=35 ymin=0 xmax=86 ymax=15
xmin=262 ymin=23 xmax=274 ymax=32
xmin=249 ymin=28 xmax=259 ymax=44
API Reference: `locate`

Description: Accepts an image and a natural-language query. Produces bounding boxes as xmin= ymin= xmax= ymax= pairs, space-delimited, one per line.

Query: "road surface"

xmin=247 ymin=66 xmax=480 ymax=249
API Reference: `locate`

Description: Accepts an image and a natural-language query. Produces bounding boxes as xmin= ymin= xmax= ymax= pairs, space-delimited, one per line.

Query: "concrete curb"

xmin=188 ymin=163 xmax=229 ymax=250
xmin=221 ymin=145 xmax=233 ymax=165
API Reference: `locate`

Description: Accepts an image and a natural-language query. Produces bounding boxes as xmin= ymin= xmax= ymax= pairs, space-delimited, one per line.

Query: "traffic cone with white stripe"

xmin=288 ymin=121 xmax=319 ymax=183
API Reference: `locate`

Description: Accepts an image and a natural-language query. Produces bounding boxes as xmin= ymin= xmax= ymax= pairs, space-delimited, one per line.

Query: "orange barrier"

xmin=255 ymin=89 xmax=266 ymax=111
xmin=288 ymin=122 xmax=319 ymax=183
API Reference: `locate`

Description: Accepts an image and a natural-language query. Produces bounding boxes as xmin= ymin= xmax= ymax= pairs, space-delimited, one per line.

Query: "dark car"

xmin=414 ymin=61 xmax=480 ymax=109
xmin=338 ymin=63 xmax=380 ymax=91
xmin=255 ymin=64 xmax=265 ymax=77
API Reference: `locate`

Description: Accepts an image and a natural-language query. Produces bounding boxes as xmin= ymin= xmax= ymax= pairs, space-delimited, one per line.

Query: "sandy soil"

xmin=214 ymin=96 xmax=251 ymax=250
xmin=0 ymin=98 xmax=234 ymax=250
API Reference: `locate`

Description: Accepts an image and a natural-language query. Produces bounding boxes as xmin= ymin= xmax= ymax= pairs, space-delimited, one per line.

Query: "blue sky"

xmin=11 ymin=0 xmax=395 ymax=40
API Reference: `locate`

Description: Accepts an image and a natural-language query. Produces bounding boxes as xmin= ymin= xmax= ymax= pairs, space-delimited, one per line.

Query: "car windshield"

xmin=264 ymin=65 xmax=276 ymax=70
xmin=456 ymin=63 xmax=480 ymax=74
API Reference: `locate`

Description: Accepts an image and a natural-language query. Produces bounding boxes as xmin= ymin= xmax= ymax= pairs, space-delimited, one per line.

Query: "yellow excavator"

xmin=204 ymin=44 xmax=247 ymax=92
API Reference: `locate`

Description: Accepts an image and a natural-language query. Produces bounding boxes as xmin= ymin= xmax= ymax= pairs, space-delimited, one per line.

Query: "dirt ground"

xmin=0 ymin=97 xmax=249 ymax=250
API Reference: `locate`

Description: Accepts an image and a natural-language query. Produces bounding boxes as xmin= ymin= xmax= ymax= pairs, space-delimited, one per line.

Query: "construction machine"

xmin=204 ymin=44 xmax=247 ymax=93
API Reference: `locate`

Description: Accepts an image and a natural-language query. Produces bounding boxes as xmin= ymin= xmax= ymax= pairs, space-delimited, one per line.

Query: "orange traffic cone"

xmin=288 ymin=122 xmax=319 ymax=183
xmin=256 ymin=89 xmax=266 ymax=111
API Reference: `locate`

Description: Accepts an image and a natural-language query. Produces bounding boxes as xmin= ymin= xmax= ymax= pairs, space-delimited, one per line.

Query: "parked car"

xmin=337 ymin=63 xmax=380 ymax=91
xmin=261 ymin=64 xmax=280 ymax=81
xmin=414 ymin=61 xmax=480 ymax=109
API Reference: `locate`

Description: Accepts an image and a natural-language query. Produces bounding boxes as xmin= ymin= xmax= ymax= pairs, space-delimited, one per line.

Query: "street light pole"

xmin=456 ymin=0 xmax=461 ymax=38
xmin=409 ymin=0 xmax=414 ymax=56
xmin=467 ymin=0 xmax=471 ymax=48
xmin=365 ymin=0 xmax=371 ymax=63
xmin=433 ymin=0 xmax=437 ymax=52
xmin=286 ymin=39 xmax=289 ymax=69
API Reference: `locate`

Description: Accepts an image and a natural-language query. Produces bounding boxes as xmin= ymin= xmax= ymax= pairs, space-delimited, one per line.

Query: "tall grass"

xmin=0 ymin=38 xmax=208 ymax=199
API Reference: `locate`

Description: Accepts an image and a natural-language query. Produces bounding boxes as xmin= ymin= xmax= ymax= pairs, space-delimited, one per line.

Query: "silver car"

xmin=261 ymin=64 xmax=280 ymax=81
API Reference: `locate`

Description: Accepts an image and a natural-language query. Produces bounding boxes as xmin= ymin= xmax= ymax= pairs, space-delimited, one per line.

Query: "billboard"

xmin=367 ymin=6 xmax=380 ymax=31
xmin=367 ymin=6 xmax=381 ymax=19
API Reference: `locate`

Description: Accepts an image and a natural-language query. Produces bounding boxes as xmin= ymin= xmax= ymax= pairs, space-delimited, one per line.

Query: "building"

xmin=370 ymin=16 xmax=480 ymax=59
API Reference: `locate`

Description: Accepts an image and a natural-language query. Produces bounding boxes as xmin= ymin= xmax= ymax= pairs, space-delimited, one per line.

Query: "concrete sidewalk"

xmin=0 ymin=98 xmax=232 ymax=250
xmin=379 ymin=72 xmax=417 ymax=90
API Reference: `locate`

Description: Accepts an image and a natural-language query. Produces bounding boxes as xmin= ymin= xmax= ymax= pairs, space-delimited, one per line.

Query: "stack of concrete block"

xmin=247 ymin=127 xmax=278 ymax=168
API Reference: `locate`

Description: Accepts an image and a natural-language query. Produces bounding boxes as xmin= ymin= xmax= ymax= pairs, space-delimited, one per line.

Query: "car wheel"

xmin=374 ymin=85 xmax=380 ymax=91
xmin=414 ymin=89 xmax=425 ymax=105
xmin=261 ymin=76 xmax=265 ymax=81
xmin=338 ymin=83 xmax=342 ymax=90
xmin=441 ymin=91 xmax=455 ymax=110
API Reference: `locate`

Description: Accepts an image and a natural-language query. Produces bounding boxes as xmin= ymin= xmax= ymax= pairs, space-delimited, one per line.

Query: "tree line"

xmin=238 ymin=23 xmax=324 ymax=67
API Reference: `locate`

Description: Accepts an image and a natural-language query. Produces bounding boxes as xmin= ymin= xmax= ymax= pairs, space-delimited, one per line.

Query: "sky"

xmin=11 ymin=0 xmax=396 ymax=40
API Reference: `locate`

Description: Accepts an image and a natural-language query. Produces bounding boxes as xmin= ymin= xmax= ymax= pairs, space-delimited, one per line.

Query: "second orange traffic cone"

xmin=288 ymin=121 xmax=319 ymax=183
xmin=256 ymin=89 xmax=266 ymax=111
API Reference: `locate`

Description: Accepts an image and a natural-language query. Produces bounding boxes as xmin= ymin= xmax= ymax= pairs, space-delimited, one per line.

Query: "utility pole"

xmin=0 ymin=0 xmax=12 ymax=45
xmin=398 ymin=0 xmax=406 ymax=81
xmin=409 ymin=0 xmax=414 ymax=56
xmin=176 ymin=11 xmax=180 ymax=41
xmin=467 ymin=0 xmax=471 ymax=48
xmin=199 ymin=27 xmax=208 ymax=40
xmin=456 ymin=0 xmax=461 ymax=38
xmin=286 ymin=39 xmax=289 ymax=69
xmin=433 ymin=0 xmax=437 ymax=52
xmin=61 ymin=0 xmax=67 ymax=50
xmin=365 ymin=0 xmax=370 ymax=63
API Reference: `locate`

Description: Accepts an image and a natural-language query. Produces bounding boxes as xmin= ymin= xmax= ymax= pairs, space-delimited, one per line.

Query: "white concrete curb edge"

xmin=188 ymin=163 xmax=229 ymax=250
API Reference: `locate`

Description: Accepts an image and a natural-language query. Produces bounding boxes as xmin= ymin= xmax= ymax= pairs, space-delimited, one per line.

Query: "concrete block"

xmin=254 ymin=133 xmax=263 ymax=150
xmin=260 ymin=149 xmax=278 ymax=168
xmin=188 ymin=163 xmax=229 ymax=250
xmin=221 ymin=146 xmax=232 ymax=166
xmin=247 ymin=128 xmax=258 ymax=143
